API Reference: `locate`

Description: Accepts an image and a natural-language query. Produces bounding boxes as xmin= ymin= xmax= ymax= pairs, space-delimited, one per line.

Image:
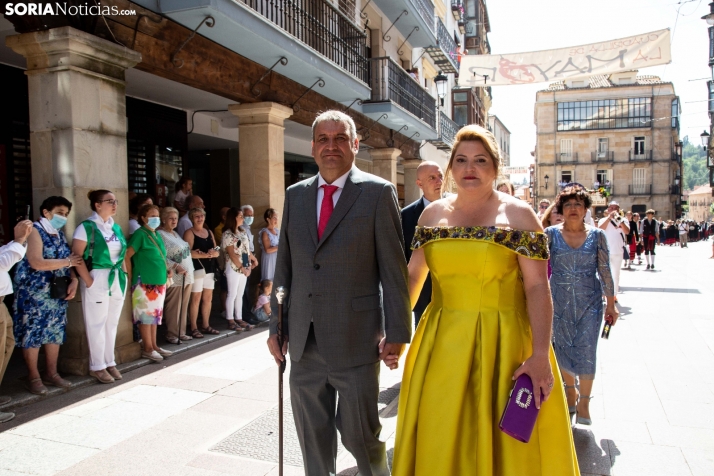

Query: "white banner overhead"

xmin=459 ymin=29 xmax=671 ymax=87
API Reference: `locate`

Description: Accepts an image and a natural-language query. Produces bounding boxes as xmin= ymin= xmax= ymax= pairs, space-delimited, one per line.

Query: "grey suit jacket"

xmin=270 ymin=167 xmax=411 ymax=369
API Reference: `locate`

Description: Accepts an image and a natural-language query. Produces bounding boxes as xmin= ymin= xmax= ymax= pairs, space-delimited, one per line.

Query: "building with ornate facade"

xmin=533 ymin=71 xmax=681 ymax=219
xmin=488 ymin=114 xmax=510 ymax=167
xmin=688 ymin=185 xmax=713 ymax=222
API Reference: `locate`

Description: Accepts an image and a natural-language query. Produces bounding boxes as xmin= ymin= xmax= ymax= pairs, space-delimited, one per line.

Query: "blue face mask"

xmin=49 ymin=214 xmax=67 ymax=230
xmin=147 ymin=217 xmax=161 ymax=230
xmin=244 ymin=216 xmax=254 ymax=226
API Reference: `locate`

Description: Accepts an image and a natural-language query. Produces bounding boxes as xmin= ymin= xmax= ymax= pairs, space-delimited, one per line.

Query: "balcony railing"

xmin=670 ymin=185 xmax=680 ymax=195
xmin=428 ymin=111 xmax=459 ymax=150
xmin=629 ymin=184 xmax=652 ymax=195
xmin=366 ymin=57 xmax=437 ymax=129
xmin=591 ymin=151 xmax=614 ymax=162
xmin=424 ymin=18 xmax=459 ymax=73
xmin=556 ymin=152 xmax=579 ymax=163
xmin=451 ymin=0 xmax=463 ymax=21
xmin=671 ymin=152 xmax=682 ymax=163
xmin=240 ymin=0 xmax=368 ymax=84
xmin=408 ymin=0 xmax=436 ymax=34
xmin=628 ymin=149 xmax=652 ymax=161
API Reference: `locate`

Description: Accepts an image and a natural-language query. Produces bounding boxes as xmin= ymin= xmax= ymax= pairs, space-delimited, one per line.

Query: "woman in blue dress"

xmin=546 ymin=186 xmax=618 ymax=425
xmin=13 ymin=196 xmax=83 ymax=395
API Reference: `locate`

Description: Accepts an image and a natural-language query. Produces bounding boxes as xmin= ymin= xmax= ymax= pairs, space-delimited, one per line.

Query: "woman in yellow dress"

xmin=391 ymin=125 xmax=580 ymax=475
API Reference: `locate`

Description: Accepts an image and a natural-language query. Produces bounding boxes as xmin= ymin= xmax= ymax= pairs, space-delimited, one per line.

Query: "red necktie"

xmin=318 ymin=185 xmax=339 ymax=240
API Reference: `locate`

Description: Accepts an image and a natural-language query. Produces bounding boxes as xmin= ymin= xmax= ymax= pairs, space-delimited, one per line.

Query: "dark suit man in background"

xmin=267 ymin=110 xmax=411 ymax=476
xmin=401 ymin=161 xmax=443 ymax=327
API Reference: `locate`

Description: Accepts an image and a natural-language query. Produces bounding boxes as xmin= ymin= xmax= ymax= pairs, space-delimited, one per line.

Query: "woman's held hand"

xmin=512 ymin=353 xmax=554 ymax=409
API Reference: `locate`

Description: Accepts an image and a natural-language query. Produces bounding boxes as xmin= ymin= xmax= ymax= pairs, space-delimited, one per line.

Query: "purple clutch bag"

xmin=499 ymin=374 xmax=540 ymax=443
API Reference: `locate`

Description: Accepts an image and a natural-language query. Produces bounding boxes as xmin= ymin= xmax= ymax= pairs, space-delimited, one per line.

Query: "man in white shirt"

xmin=0 ymin=220 xmax=33 ymax=423
xmin=597 ymin=201 xmax=630 ymax=298
xmin=679 ymin=220 xmax=689 ymax=248
xmin=177 ymin=195 xmax=205 ymax=239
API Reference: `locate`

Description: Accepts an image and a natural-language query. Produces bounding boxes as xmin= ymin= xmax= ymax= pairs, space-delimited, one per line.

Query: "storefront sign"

xmin=460 ymin=29 xmax=671 ymax=87
xmin=590 ymin=191 xmax=607 ymax=207
xmin=0 ymin=146 xmax=9 ymax=245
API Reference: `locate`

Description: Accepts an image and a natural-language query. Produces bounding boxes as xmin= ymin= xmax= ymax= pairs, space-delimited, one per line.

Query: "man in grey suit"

xmin=267 ymin=110 xmax=411 ymax=476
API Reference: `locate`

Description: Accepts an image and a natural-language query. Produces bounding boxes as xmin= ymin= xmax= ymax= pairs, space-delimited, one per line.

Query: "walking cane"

xmin=275 ymin=286 xmax=287 ymax=476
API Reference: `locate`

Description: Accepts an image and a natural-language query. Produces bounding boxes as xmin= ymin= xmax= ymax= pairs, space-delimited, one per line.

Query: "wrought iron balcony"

xmin=428 ymin=111 xmax=459 ymax=150
xmin=556 ymin=152 xmax=579 ymax=163
xmin=628 ymin=149 xmax=652 ymax=161
xmin=671 ymin=152 xmax=682 ymax=163
xmin=365 ymin=57 xmax=437 ymax=129
xmin=670 ymin=185 xmax=680 ymax=195
xmin=240 ymin=0 xmax=369 ymax=84
xmin=591 ymin=151 xmax=614 ymax=162
xmin=629 ymin=184 xmax=652 ymax=195
xmin=424 ymin=18 xmax=459 ymax=74
xmin=451 ymin=0 xmax=464 ymax=21
xmin=371 ymin=0 xmax=436 ymax=46
xmin=408 ymin=0 xmax=436 ymax=34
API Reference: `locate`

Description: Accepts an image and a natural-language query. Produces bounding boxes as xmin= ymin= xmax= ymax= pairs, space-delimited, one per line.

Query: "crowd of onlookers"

xmin=0 ymin=179 xmax=280 ymax=423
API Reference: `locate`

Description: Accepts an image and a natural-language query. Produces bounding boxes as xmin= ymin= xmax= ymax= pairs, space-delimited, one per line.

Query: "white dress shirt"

xmin=422 ymin=196 xmax=432 ymax=208
xmin=316 ymin=168 xmax=352 ymax=223
xmin=177 ymin=213 xmax=193 ymax=239
xmin=0 ymin=241 xmax=27 ymax=296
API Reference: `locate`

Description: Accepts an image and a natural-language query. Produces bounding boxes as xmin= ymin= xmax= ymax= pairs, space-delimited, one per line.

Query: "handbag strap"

xmin=141 ymin=228 xmax=168 ymax=269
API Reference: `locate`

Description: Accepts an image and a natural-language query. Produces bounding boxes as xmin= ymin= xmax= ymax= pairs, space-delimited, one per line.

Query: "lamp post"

xmin=544 ymin=174 xmax=549 ymax=190
xmin=434 ymin=71 xmax=448 ymax=107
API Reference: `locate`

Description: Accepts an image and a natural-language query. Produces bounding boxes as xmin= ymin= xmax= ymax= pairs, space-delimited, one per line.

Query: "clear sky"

xmin=485 ymin=0 xmax=711 ymax=176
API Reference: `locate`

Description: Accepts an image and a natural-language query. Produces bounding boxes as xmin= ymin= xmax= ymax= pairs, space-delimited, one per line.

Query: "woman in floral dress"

xmin=125 ymin=204 xmax=173 ymax=362
xmin=13 ymin=196 xmax=83 ymax=395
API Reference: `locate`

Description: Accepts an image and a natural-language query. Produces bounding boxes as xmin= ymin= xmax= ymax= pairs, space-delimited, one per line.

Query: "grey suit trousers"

xmin=290 ymin=326 xmax=389 ymax=476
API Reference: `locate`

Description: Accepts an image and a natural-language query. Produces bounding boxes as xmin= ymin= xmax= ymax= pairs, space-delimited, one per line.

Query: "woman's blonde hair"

xmin=188 ymin=207 xmax=206 ymax=224
xmin=444 ymin=125 xmax=502 ymax=190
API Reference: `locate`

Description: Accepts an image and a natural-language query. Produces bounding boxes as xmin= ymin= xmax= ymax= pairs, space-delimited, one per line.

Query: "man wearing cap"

xmin=598 ymin=201 xmax=629 ymax=297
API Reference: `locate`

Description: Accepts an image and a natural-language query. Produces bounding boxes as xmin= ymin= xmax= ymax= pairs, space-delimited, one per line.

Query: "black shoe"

xmin=651 ymin=264 xmax=655 ymax=269
xmin=646 ymin=264 xmax=650 ymax=269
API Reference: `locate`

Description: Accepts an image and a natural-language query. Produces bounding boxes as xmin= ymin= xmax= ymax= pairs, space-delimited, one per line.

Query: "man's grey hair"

xmin=312 ymin=110 xmax=357 ymax=142
xmin=241 ymin=204 xmax=254 ymax=214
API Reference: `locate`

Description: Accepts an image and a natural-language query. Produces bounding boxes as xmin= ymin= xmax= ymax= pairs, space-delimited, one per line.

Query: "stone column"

xmin=7 ymin=27 xmax=142 ymax=375
xmin=403 ymin=158 xmax=423 ymax=205
xmin=370 ymin=148 xmax=401 ymax=186
xmin=228 ymin=103 xmax=293 ymax=222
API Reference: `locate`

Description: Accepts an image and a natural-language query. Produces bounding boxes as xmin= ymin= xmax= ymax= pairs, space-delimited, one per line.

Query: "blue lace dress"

xmin=13 ymin=223 xmax=71 ymax=348
xmin=545 ymin=226 xmax=615 ymax=379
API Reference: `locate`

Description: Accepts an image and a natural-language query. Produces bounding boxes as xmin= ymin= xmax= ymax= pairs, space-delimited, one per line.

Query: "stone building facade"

xmin=534 ymin=71 xmax=681 ymax=219
xmin=488 ymin=114 xmax=510 ymax=167
xmin=688 ymin=185 xmax=713 ymax=222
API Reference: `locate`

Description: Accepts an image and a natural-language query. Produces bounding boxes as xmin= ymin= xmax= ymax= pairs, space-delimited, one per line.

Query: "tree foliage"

xmin=682 ymin=136 xmax=710 ymax=191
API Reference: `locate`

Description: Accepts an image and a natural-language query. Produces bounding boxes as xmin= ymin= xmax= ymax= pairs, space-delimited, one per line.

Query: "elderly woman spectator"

xmin=125 ymin=204 xmax=172 ymax=362
xmin=546 ymin=185 xmax=618 ymax=425
xmin=72 ymin=190 xmax=128 ymax=384
xmin=184 ymin=207 xmax=220 ymax=338
xmin=537 ymin=198 xmax=551 ymax=219
xmin=221 ymin=207 xmax=258 ymax=331
xmin=13 ymin=196 xmax=83 ymax=395
xmin=157 ymin=207 xmax=194 ymax=344
xmin=259 ymin=208 xmax=280 ymax=281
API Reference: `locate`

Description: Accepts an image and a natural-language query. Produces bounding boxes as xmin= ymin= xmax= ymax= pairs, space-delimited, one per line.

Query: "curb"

xmin=0 ymin=326 xmax=267 ymax=413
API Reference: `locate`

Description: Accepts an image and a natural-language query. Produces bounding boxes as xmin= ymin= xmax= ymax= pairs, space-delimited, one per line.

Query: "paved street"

xmin=0 ymin=240 xmax=712 ymax=476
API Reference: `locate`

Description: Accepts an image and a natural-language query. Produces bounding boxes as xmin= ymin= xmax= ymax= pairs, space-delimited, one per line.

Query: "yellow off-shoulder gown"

xmin=392 ymin=227 xmax=580 ymax=476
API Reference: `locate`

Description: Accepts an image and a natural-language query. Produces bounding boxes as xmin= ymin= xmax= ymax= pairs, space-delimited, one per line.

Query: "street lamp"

xmin=701 ymin=130 xmax=710 ymax=149
xmin=434 ymin=71 xmax=448 ymax=107
xmin=544 ymin=174 xmax=549 ymax=190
